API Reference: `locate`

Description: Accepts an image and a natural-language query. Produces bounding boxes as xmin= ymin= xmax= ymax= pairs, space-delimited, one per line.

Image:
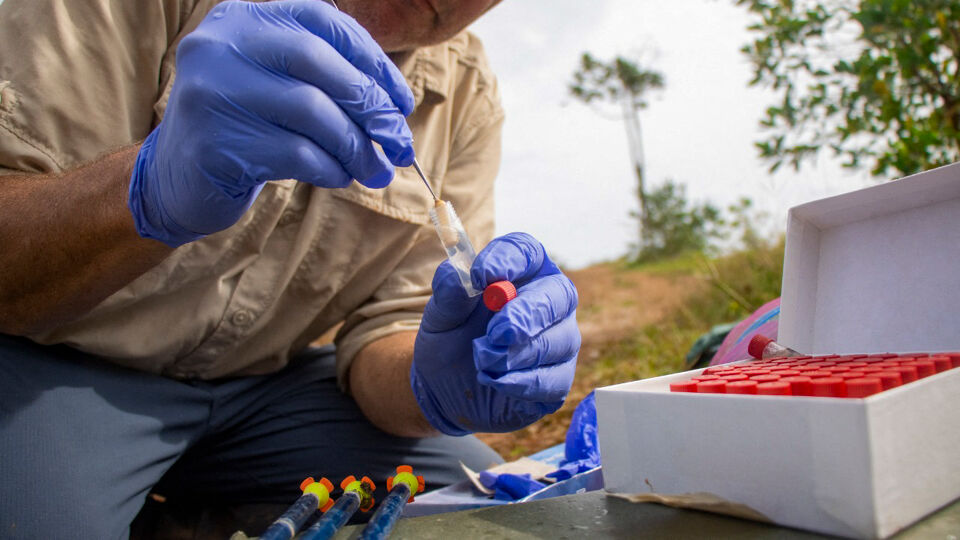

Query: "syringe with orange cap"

xmin=411 ymin=159 xmax=516 ymax=312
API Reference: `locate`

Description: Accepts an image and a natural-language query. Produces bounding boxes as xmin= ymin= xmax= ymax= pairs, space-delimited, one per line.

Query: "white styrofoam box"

xmin=597 ymin=163 xmax=960 ymax=538
xmin=597 ymin=367 xmax=960 ymax=538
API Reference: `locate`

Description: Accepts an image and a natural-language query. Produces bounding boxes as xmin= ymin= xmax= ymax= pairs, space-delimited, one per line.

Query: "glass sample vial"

xmin=429 ymin=200 xmax=481 ymax=297
xmin=748 ymin=335 xmax=804 ymax=360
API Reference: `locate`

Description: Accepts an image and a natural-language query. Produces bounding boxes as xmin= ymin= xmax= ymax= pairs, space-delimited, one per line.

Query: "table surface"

xmin=334 ymin=491 xmax=960 ymax=539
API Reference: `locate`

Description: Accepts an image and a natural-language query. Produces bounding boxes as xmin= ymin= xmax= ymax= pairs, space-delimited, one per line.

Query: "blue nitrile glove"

xmin=478 ymin=472 xmax=547 ymax=501
xmin=411 ymin=232 xmax=581 ymax=435
xmin=546 ymin=391 xmax=600 ymax=482
xmin=129 ymin=0 xmax=416 ymax=247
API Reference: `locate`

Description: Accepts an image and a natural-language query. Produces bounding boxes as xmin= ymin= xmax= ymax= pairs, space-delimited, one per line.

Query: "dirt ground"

xmin=475 ymin=263 xmax=699 ymax=458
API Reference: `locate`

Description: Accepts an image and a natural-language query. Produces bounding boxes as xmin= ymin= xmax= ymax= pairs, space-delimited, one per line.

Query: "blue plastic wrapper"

xmin=478 ymin=471 xmax=547 ymax=501
xmin=546 ymin=391 xmax=600 ymax=482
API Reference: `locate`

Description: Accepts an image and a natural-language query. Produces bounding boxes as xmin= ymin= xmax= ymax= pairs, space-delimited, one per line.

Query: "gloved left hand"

xmin=411 ymin=233 xmax=581 ymax=436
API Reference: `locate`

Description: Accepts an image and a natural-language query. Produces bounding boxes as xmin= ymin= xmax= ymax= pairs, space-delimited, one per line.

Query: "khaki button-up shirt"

xmin=0 ymin=0 xmax=503 ymax=386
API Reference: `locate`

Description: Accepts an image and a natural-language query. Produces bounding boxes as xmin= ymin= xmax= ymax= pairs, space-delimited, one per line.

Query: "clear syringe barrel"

xmin=429 ymin=200 xmax=482 ymax=297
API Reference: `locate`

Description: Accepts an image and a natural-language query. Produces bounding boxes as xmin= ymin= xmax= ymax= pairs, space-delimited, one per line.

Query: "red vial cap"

xmin=726 ymin=380 xmax=759 ymax=395
xmin=719 ymin=374 xmax=748 ymax=382
xmin=693 ymin=374 xmax=721 ymax=381
xmin=483 ymin=281 xmax=517 ymax=312
xmin=824 ymin=366 xmax=848 ymax=373
xmin=793 ymin=365 xmax=817 ymax=372
xmin=670 ymin=381 xmax=699 ymax=393
xmin=873 ymin=371 xmax=903 ymax=390
xmin=757 ymin=381 xmax=791 ymax=395
xmin=846 ymin=362 xmax=868 ymax=368
xmin=751 ymin=374 xmax=781 ymax=383
xmin=837 ymin=371 xmax=866 ymax=380
xmin=780 ymin=376 xmax=813 ymax=396
xmin=748 ymin=335 xmax=774 ymax=359
xmin=945 ymin=353 xmax=960 ymax=369
xmin=859 ymin=366 xmax=883 ymax=373
xmin=928 ymin=356 xmax=952 ymax=373
xmin=811 ymin=377 xmax=846 ymax=397
xmin=890 ymin=365 xmax=919 ymax=384
xmin=741 ymin=369 xmax=771 ymax=376
xmin=805 ymin=370 xmax=833 ymax=379
xmin=697 ymin=380 xmax=727 ymax=394
xmin=909 ymin=360 xmax=936 ymax=378
xmin=773 ymin=369 xmax=802 ymax=377
xmin=845 ymin=377 xmax=882 ymax=398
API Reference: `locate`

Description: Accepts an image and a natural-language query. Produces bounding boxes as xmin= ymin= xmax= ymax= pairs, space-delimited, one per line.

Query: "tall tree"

xmin=569 ymin=53 xmax=665 ymax=254
xmin=738 ymin=0 xmax=960 ymax=177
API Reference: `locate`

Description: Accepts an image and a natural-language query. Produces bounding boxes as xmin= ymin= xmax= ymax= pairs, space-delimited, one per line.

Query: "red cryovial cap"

xmin=946 ymin=353 xmax=960 ymax=369
xmin=751 ymin=374 xmax=781 ymax=383
xmin=873 ymin=371 xmax=903 ymax=390
xmin=859 ymin=366 xmax=883 ymax=373
xmin=811 ymin=377 xmax=846 ymax=397
xmin=780 ymin=376 xmax=813 ymax=396
xmin=726 ymin=380 xmax=759 ymax=395
xmin=846 ymin=377 xmax=882 ymax=398
xmin=748 ymin=335 xmax=774 ymax=359
xmin=846 ymin=362 xmax=868 ymax=368
xmin=693 ymin=374 xmax=721 ymax=381
xmin=837 ymin=371 xmax=867 ymax=380
xmin=774 ymin=369 xmax=802 ymax=377
xmin=701 ymin=367 xmax=726 ymax=375
xmin=793 ymin=365 xmax=817 ymax=372
xmin=909 ymin=360 xmax=936 ymax=378
xmin=741 ymin=369 xmax=771 ymax=376
xmin=757 ymin=382 xmax=791 ymax=396
xmin=719 ymin=374 xmax=748 ymax=382
xmin=483 ymin=281 xmax=517 ymax=312
xmin=697 ymin=380 xmax=727 ymax=393
xmin=670 ymin=381 xmax=699 ymax=393
xmin=890 ymin=365 xmax=919 ymax=384
xmin=825 ymin=366 xmax=848 ymax=373
xmin=928 ymin=356 xmax=952 ymax=373
xmin=805 ymin=370 xmax=833 ymax=379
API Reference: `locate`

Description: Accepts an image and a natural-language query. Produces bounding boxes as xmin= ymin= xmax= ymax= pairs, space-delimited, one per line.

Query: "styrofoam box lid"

xmin=780 ymin=162 xmax=960 ymax=354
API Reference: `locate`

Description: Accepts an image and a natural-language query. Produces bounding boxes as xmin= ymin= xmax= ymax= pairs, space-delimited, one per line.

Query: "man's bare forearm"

xmin=0 ymin=146 xmax=172 ymax=335
xmin=349 ymin=331 xmax=440 ymax=438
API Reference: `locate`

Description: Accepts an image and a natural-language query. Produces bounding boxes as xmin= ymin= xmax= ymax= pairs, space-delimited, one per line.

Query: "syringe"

xmin=411 ymin=160 xmax=516 ymax=311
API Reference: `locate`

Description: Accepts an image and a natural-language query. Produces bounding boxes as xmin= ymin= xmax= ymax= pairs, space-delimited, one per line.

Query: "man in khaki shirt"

xmin=0 ymin=0 xmax=581 ymax=537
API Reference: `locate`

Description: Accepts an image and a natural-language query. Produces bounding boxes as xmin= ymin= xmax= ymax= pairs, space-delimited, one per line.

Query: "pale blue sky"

xmin=471 ymin=0 xmax=874 ymax=268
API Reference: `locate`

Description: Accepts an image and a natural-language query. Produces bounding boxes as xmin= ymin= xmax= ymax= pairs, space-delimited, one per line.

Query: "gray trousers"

xmin=0 ymin=335 xmax=501 ymax=539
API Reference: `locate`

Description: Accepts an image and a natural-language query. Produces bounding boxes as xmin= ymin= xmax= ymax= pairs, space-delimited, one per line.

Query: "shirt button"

xmin=277 ymin=211 xmax=300 ymax=227
xmin=231 ymin=309 xmax=254 ymax=327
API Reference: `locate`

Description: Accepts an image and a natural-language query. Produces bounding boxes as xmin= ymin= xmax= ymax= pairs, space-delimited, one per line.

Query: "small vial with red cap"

xmin=748 ymin=335 xmax=803 ymax=360
xmin=429 ymin=200 xmax=516 ymax=311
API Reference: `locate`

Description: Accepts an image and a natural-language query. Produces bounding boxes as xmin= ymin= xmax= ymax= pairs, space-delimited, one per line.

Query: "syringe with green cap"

xmin=412 ymin=159 xmax=517 ymax=311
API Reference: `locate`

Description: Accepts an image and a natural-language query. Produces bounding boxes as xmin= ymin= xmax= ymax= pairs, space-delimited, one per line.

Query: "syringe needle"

xmin=412 ymin=158 xmax=440 ymax=202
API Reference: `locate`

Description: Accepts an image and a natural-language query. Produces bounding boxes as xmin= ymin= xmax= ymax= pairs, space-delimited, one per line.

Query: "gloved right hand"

xmin=129 ymin=0 xmax=416 ymax=247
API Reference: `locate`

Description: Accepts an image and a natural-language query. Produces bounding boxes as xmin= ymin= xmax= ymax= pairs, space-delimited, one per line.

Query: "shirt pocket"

xmin=329 ymin=165 xmax=438 ymax=226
